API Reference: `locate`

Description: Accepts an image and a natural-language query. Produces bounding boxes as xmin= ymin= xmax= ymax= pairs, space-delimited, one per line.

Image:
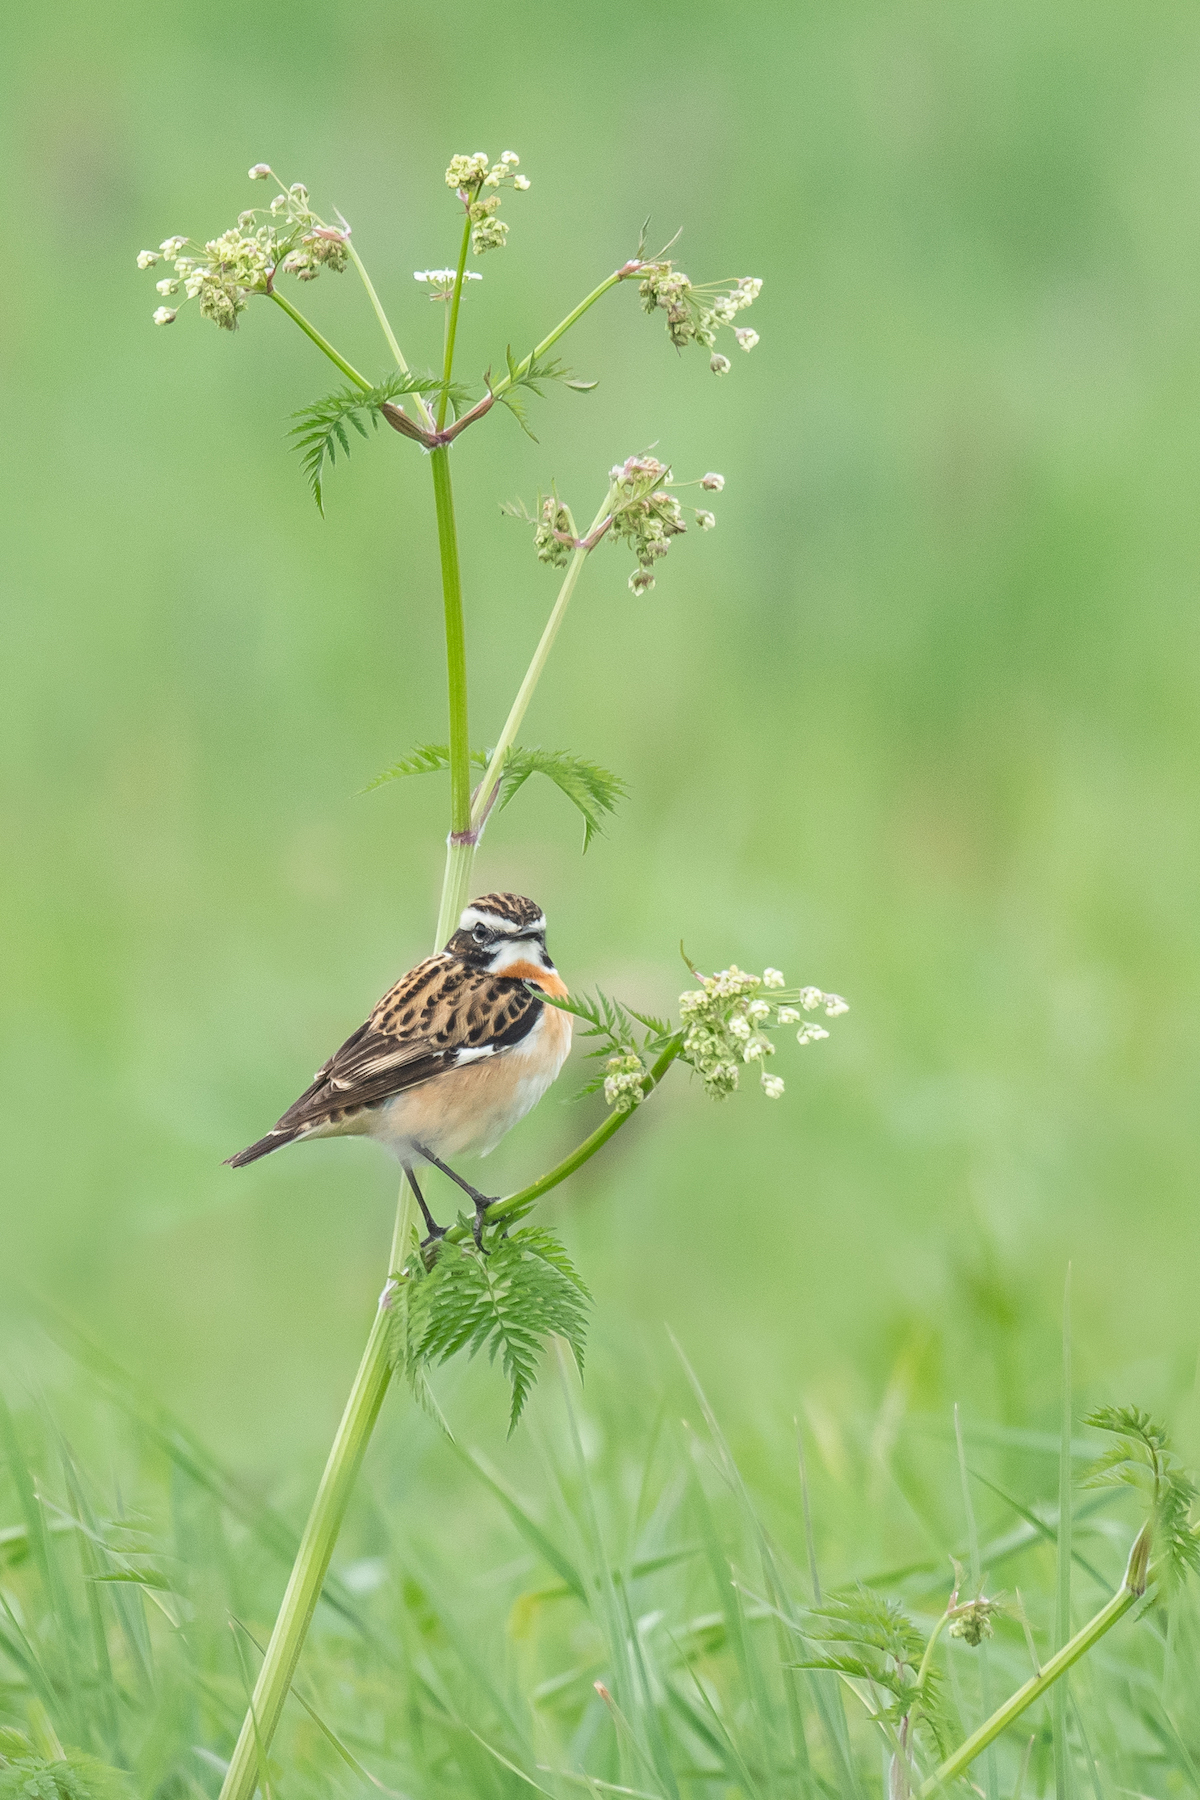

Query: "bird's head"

xmin=444 ymin=892 xmax=563 ymax=988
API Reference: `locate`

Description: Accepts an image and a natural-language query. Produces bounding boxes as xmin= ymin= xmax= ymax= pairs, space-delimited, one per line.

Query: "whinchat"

xmin=228 ymin=892 xmax=571 ymax=1242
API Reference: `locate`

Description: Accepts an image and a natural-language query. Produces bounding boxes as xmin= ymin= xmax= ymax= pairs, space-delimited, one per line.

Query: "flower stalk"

xmin=917 ymin=1526 xmax=1158 ymax=1796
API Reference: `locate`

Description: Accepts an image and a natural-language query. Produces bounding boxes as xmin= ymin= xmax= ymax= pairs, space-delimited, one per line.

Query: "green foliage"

xmin=496 ymin=747 xmax=627 ymax=849
xmin=1083 ymin=1405 xmax=1200 ymax=1586
xmin=542 ymin=987 xmax=677 ymax=1099
xmin=389 ymin=1225 xmax=591 ymax=1433
xmin=493 ymin=349 xmax=574 ymax=438
xmin=290 ymin=371 xmax=449 ymax=511
xmin=364 ymin=741 xmax=627 ymax=849
xmin=793 ymin=1587 xmax=951 ymax=1756
xmin=0 ymin=1754 xmax=135 ymax=1800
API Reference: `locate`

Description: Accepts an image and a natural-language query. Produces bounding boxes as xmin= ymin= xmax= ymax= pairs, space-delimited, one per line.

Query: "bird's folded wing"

xmin=272 ymin=957 xmax=542 ymax=1131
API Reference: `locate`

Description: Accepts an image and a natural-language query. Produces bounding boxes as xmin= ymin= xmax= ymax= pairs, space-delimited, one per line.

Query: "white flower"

xmin=797 ymin=1023 xmax=829 ymax=1045
xmin=248 ymin=163 xmax=272 ymax=180
xmin=701 ymin=472 xmax=725 ymax=491
xmin=695 ymin=509 xmax=716 ymax=530
xmin=762 ymin=1074 xmax=785 ymax=1099
xmin=777 ymin=1006 xmax=801 ymax=1025
xmin=762 ymin=968 xmax=785 ymax=988
xmin=824 ymin=994 xmax=850 ymax=1016
xmin=137 ymin=250 xmax=159 ymax=269
xmin=159 ymin=236 xmax=187 ymax=257
xmin=710 ymin=353 xmax=731 ymax=375
xmin=155 ymin=278 xmax=178 ymax=296
xmin=501 ymin=151 xmax=519 ymax=164
xmin=270 ymin=194 xmax=288 ymax=213
xmin=798 ymin=987 xmax=823 ymax=1011
xmin=735 ymin=277 xmax=762 ymax=305
xmin=728 ymin=1015 xmax=752 ymax=1041
xmin=747 ymin=999 xmax=772 ymax=1024
xmin=513 ymin=175 xmax=531 ymax=189
xmin=734 ymin=327 xmax=759 ymax=352
xmin=152 ymin=306 xmax=177 ymax=325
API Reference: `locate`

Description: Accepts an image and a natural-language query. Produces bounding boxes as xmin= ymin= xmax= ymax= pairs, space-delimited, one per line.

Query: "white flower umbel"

xmin=415 ymin=268 xmax=483 ymax=300
xmin=678 ymin=962 xmax=848 ymax=1100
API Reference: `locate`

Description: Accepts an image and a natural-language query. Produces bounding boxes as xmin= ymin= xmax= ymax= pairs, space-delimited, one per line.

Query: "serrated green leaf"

xmin=498 ymin=748 xmax=627 ymax=851
xmin=362 ymin=742 xmax=489 ymax=794
xmin=290 ymin=370 xmax=446 ymax=513
xmin=393 ymin=1228 xmax=591 ymax=1434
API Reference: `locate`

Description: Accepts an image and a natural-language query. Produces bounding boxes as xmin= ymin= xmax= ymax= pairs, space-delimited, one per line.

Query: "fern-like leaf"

xmin=290 ymin=371 xmax=446 ymax=513
xmin=363 ymin=741 xmax=626 ymax=851
xmin=498 ymin=748 xmax=627 ymax=851
xmin=394 ymin=1227 xmax=590 ymax=1434
xmin=494 ymin=349 xmax=574 ymax=440
xmin=793 ymin=1587 xmax=951 ymax=1753
xmin=1083 ymin=1406 xmax=1200 ymax=1585
xmin=361 ymin=742 xmax=489 ymax=794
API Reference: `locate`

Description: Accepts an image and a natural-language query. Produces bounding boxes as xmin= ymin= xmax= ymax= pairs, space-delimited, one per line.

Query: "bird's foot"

xmin=472 ymin=1193 xmax=499 ymax=1251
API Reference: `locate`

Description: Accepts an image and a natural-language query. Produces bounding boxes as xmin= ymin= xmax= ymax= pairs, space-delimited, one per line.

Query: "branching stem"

xmin=491 ymin=262 xmax=644 ymax=399
xmin=470 ymin=490 xmax=615 ymax=834
xmin=268 ymin=291 xmax=371 ymax=392
xmin=344 ymin=239 xmax=436 ymax=433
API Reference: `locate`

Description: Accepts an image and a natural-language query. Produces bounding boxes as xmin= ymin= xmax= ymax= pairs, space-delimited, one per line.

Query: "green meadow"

xmin=5 ymin=1 xmax=1200 ymax=1792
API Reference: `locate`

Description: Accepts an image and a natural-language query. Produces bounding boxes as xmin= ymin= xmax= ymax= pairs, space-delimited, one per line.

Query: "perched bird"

xmin=227 ymin=892 xmax=572 ymax=1243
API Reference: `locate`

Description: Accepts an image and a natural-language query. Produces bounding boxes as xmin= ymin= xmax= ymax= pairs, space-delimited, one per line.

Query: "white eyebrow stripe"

xmin=458 ymin=905 xmax=546 ymax=936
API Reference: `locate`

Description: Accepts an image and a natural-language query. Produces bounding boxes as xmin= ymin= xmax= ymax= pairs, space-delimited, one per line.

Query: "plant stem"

xmin=917 ymin=1581 xmax=1138 ymax=1797
xmin=1055 ymin=1269 xmax=1073 ymax=1800
xmin=429 ymin=445 xmax=473 ymax=946
xmin=490 ymin=267 xmax=638 ymax=399
xmin=470 ymin=492 xmax=614 ymax=832
xmin=437 ymin=215 xmax=473 ymax=432
xmin=216 ymin=1299 xmax=394 ymax=1800
xmin=268 ymin=292 xmax=371 ymax=392
xmin=344 ymin=241 xmax=436 ymax=433
xmin=439 ymin=1035 xmax=684 ymax=1244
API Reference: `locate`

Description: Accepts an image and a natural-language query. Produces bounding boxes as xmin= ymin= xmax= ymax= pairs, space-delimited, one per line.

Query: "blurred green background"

xmin=5 ymin=0 xmax=1200 ymax=1505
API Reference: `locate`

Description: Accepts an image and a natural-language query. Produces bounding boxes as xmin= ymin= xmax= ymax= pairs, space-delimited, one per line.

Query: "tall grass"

xmin=1 ymin=1313 xmax=1197 ymax=1798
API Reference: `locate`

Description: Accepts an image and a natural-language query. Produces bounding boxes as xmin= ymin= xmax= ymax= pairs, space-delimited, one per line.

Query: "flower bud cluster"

xmin=607 ymin=456 xmax=686 ymax=594
xmin=637 ymin=265 xmax=762 ymax=373
xmin=948 ymin=1597 xmax=1002 ymax=1646
xmin=136 ymin=169 xmax=348 ymax=330
xmin=603 ymin=1051 xmax=650 ymax=1113
xmin=534 ymin=497 xmax=574 ymax=568
xmin=678 ymin=964 xmax=848 ymax=1100
xmin=444 ymin=150 xmax=530 ymax=255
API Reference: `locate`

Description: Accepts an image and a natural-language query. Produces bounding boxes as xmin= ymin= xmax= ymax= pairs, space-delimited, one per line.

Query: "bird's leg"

xmin=404 ymin=1163 xmax=445 ymax=1247
xmin=413 ymin=1143 xmax=498 ymax=1251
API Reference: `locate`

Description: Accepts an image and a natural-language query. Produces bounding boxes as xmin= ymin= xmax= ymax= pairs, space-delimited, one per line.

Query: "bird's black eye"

xmin=472 ymin=922 xmax=490 ymax=944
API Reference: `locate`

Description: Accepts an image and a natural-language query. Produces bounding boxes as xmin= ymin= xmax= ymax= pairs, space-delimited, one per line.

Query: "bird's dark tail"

xmin=225 ymin=1128 xmax=300 ymax=1169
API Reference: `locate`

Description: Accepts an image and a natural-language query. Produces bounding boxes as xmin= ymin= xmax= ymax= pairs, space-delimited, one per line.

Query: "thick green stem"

xmin=216 ymin=1301 xmax=394 ymax=1800
xmin=268 ymin=292 xmax=371 ymax=391
xmin=429 ymin=444 xmax=473 ymax=945
xmin=470 ymin=492 xmax=613 ymax=833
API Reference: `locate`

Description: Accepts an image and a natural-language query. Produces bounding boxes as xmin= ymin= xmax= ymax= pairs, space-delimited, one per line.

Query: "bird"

xmin=227 ymin=892 xmax=572 ymax=1244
